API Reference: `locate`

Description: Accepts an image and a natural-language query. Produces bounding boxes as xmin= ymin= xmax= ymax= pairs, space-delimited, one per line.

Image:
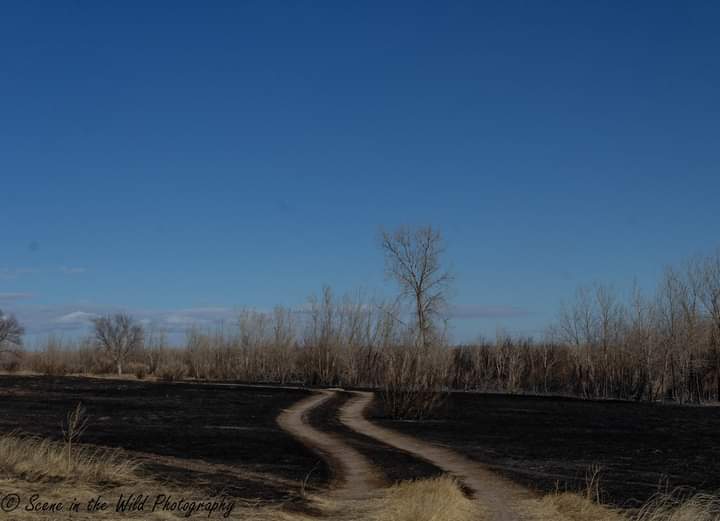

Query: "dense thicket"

xmin=5 ymin=250 xmax=720 ymax=405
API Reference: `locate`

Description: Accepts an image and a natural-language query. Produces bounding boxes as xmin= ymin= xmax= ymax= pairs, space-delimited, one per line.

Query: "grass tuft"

xmin=531 ymin=492 xmax=625 ymax=521
xmin=370 ymin=475 xmax=482 ymax=521
xmin=0 ymin=432 xmax=140 ymax=484
xmin=635 ymin=490 xmax=720 ymax=521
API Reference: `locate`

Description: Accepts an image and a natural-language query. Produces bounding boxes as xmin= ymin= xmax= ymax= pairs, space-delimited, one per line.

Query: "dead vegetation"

xmin=365 ymin=475 xmax=482 ymax=521
xmin=0 ymin=400 xmax=138 ymax=485
xmin=0 ymin=432 xmax=139 ymax=484
xmin=0 ymin=395 xmax=718 ymax=521
xmin=6 ymin=248 xmax=719 ymax=411
xmin=528 ymin=465 xmax=720 ymax=521
xmin=635 ymin=492 xmax=720 ymax=521
xmin=534 ymin=490 xmax=720 ymax=521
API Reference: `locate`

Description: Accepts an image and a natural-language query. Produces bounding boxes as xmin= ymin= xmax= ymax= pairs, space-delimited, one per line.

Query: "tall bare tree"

xmin=93 ymin=313 xmax=144 ymax=376
xmin=696 ymin=250 xmax=720 ymax=398
xmin=0 ymin=310 xmax=24 ymax=357
xmin=380 ymin=225 xmax=452 ymax=348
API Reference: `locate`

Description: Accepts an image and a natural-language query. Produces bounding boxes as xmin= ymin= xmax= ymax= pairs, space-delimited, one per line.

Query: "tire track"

xmin=340 ymin=391 xmax=535 ymax=521
xmin=276 ymin=390 xmax=382 ymax=499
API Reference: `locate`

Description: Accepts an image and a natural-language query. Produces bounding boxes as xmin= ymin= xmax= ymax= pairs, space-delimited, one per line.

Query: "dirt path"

xmin=340 ymin=391 xmax=535 ymax=521
xmin=276 ymin=389 xmax=382 ymax=499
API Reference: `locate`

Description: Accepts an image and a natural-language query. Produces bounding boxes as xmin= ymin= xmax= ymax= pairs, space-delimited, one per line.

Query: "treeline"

xmin=455 ymin=250 xmax=720 ymax=403
xmin=2 ymin=244 xmax=719 ymax=409
xmin=15 ymin=287 xmax=430 ymax=386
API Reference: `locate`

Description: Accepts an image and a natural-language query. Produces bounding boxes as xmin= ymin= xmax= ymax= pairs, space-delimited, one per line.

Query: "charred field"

xmin=370 ymin=391 xmax=720 ymax=508
xmin=0 ymin=375 xmax=329 ymax=503
xmin=2 ymin=374 xmax=720 ymax=513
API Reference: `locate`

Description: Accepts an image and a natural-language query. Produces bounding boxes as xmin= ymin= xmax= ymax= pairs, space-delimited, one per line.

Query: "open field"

xmin=371 ymin=392 xmax=720 ymax=508
xmin=2 ymin=374 xmax=720 ymax=520
xmin=0 ymin=375 xmax=330 ymax=503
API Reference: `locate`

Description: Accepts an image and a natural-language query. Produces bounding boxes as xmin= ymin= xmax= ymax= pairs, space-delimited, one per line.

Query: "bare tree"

xmin=92 ymin=313 xmax=144 ymax=376
xmin=0 ymin=310 xmax=24 ymax=357
xmin=557 ymin=286 xmax=597 ymax=397
xmin=380 ymin=225 xmax=452 ymax=348
xmin=697 ymin=250 xmax=720 ymax=399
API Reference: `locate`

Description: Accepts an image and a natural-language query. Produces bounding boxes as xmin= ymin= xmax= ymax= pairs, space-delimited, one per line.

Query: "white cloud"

xmin=163 ymin=314 xmax=197 ymax=326
xmin=13 ymin=304 xmax=238 ymax=339
xmin=54 ymin=311 xmax=98 ymax=324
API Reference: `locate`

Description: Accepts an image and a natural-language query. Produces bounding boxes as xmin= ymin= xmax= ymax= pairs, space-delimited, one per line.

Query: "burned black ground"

xmin=371 ymin=392 xmax=720 ymax=508
xmin=0 ymin=375 xmax=329 ymax=503
xmin=4 ymin=375 xmax=718 ymax=511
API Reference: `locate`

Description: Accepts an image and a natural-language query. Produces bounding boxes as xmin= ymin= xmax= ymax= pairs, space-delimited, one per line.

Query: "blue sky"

xmin=1 ymin=1 xmax=719 ymax=343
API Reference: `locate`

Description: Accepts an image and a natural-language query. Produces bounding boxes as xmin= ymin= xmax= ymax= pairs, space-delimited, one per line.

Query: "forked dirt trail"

xmin=339 ymin=391 xmax=535 ymax=521
xmin=276 ymin=390 xmax=382 ymax=499
xmin=278 ymin=389 xmax=537 ymax=520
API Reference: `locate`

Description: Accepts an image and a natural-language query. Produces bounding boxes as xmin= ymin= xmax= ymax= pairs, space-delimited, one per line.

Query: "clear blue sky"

xmin=1 ymin=1 xmax=719 ymax=343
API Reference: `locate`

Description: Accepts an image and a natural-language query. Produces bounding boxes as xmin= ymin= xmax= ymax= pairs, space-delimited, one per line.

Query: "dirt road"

xmin=276 ymin=390 xmax=382 ymax=499
xmin=340 ymin=391 xmax=534 ymax=521
xmin=277 ymin=389 xmax=536 ymax=521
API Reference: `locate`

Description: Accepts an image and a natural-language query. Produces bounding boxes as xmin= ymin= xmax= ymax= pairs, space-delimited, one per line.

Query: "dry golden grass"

xmin=292 ymin=475 xmax=483 ymax=521
xmin=635 ymin=491 xmax=720 ymax=521
xmin=0 ymin=432 xmax=139 ymax=484
xmin=526 ymin=492 xmax=626 ymax=521
xmin=526 ymin=490 xmax=720 ymax=521
xmin=364 ymin=475 xmax=483 ymax=521
xmin=3 ymin=431 xmax=719 ymax=521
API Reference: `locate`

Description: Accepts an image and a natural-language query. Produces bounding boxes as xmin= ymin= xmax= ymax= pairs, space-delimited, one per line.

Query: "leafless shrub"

xmin=158 ymin=357 xmax=187 ymax=381
xmin=0 ymin=309 xmax=24 ymax=360
xmin=125 ymin=361 xmax=149 ymax=379
xmin=61 ymin=402 xmax=88 ymax=469
xmin=381 ymin=343 xmax=449 ymax=419
xmin=31 ymin=336 xmax=70 ymax=376
xmin=92 ymin=313 xmax=144 ymax=376
xmin=584 ymin=464 xmax=603 ymax=504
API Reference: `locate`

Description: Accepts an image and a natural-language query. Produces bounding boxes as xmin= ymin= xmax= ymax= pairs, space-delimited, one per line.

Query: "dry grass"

xmin=299 ymin=475 xmax=483 ymax=521
xmin=528 ymin=489 xmax=720 ymax=521
xmin=366 ymin=475 xmax=483 ymax=521
xmin=3 ymin=430 xmax=719 ymax=521
xmin=528 ymin=492 xmax=626 ymax=521
xmin=635 ymin=491 xmax=720 ymax=521
xmin=0 ymin=432 xmax=139 ymax=484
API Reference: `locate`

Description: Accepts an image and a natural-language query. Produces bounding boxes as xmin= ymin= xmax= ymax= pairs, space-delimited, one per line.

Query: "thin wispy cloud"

xmin=0 ymin=292 xmax=34 ymax=301
xmin=448 ymin=304 xmax=531 ymax=320
xmin=60 ymin=266 xmax=87 ymax=275
xmin=54 ymin=311 xmax=98 ymax=324
xmin=0 ymin=267 xmax=38 ymax=279
xmin=8 ymin=300 xmax=530 ymax=341
xmin=0 ymin=266 xmax=87 ymax=279
xmin=151 ymin=307 xmax=236 ymax=332
xmin=13 ymin=304 xmax=238 ymax=338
